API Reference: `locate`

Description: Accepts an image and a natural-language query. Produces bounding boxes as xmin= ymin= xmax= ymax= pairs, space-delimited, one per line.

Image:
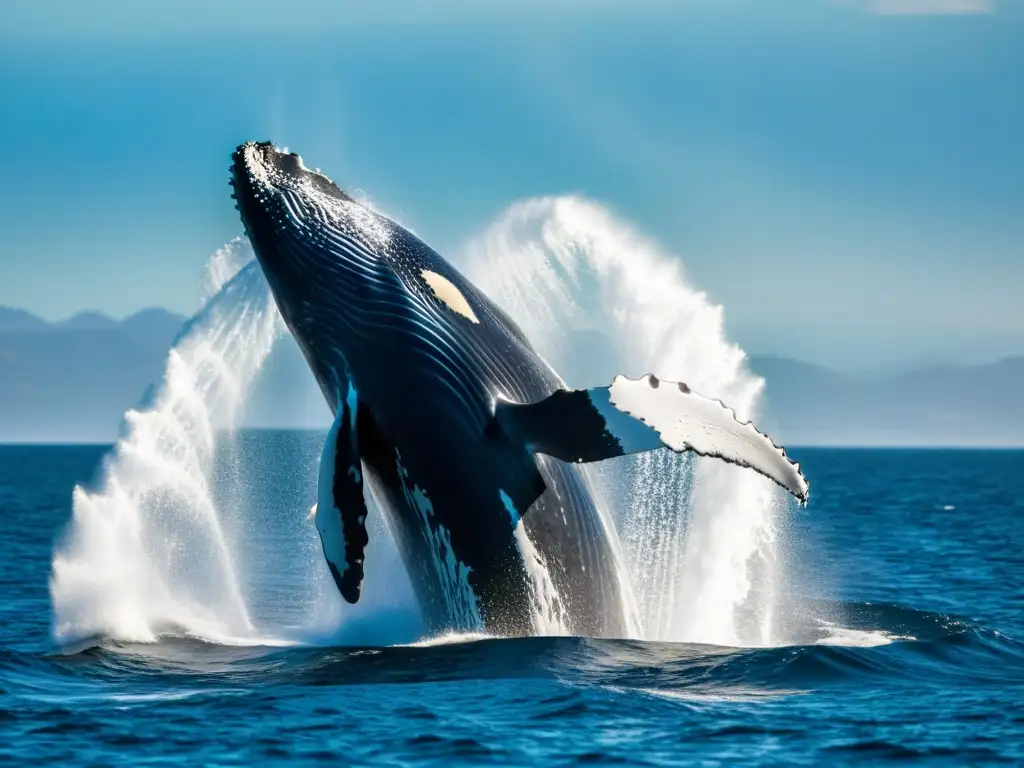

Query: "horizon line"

xmin=3 ymin=433 xmax=1023 ymax=451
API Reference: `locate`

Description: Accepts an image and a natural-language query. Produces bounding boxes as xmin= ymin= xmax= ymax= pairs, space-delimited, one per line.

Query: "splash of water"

xmin=49 ymin=197 xmax=794 ymax=650
xmin=513 ymin=524 xmax=571 ymax=636
xmin=50 ymin=240 xmax=283 ymax=645
xmin=463 ymin=195 xmax=790 ymax=647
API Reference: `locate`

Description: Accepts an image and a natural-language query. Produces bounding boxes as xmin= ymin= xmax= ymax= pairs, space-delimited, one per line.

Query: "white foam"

xmin=630 ymin=685 xmax=803 ymax=704
xmin=813 ymin=625 xmax=916 ymax=647
xmin=401 ymin=632 xmax=493 ymax=648
xmin=50 ymin=241 xmax=283 ymax=646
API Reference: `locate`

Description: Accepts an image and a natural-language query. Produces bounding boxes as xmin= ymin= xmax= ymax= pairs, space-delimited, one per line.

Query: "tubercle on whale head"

xmin=229 ymin=140 xmax=350 ymax=205
xmin=228 ymin=141 xmax=356 ymax=315
xmin=228 ymin=141 xmax=396 ymax=295
xmin=229 ymin=141 xmax=356 ymax=257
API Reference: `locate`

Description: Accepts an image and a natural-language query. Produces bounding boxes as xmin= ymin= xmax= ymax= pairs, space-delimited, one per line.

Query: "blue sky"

xmin=0 ymin=0 xmax=1020 ymax=371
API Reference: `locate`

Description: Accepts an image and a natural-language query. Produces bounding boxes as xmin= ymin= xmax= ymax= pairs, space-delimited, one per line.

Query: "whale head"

xmin=230 ymin=141 xmax=396 ymax=390
xmin=231 ymin=140 xmax=366 ymax=305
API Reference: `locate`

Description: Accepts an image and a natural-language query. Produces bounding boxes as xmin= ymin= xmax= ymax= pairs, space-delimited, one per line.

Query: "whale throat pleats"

xmin=493 ymin=373 xmax=809 ymax=504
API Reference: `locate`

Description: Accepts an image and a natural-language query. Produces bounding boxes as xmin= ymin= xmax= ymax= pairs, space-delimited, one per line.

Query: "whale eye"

xmin=420 ymin=270 xmax=479 ymax=324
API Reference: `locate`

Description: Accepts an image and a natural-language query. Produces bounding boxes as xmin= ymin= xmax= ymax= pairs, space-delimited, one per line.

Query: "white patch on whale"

xmin=395 ymin=450 xmax=481 ymax=631
xmin=420 ymin=269 xmax=480 ymax=324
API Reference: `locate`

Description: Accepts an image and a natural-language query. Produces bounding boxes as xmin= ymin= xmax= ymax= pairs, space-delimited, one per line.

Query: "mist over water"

xmin=464 ymin=196 xmax=786 ymax=647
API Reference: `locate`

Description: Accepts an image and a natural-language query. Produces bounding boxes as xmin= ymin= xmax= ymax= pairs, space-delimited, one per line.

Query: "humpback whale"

xmin=230 ymin=141 xmax=809 ymax=638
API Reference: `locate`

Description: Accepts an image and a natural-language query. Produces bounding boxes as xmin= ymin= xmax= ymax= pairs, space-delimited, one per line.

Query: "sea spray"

xmin=49 ymin=197 xmax=792 ymax=649
xmin=513 ymin=523 xmax=571 ymax=636
xmin=50 ymin=240 xmax=283 ymax=645
xmin=463 ymin=195 xmax=790 ymax=647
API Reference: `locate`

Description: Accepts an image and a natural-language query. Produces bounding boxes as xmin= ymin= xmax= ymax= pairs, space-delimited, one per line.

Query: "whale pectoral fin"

xmin=316 ymin=383 xmax=370 ymax=603
xmin=495 ymin=374 xmax=809 ymax=504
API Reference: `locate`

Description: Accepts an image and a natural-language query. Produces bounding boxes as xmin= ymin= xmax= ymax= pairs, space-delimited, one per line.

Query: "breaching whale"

xmin=230 ymin=141 xmax=809 ymax=638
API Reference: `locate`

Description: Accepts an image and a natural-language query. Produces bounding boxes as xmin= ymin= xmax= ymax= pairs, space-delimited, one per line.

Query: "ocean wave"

xmin=5 ymin=602 xmax=1021 ymax=703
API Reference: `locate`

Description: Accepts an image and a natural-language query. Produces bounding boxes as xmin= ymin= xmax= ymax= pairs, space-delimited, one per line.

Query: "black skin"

xmin=231 ymin=142 xmax=631 ymax=637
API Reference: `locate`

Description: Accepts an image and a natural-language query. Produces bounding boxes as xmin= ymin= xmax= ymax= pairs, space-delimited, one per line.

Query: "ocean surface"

xmin=2 ymin=436 xmax=1023 ymax=766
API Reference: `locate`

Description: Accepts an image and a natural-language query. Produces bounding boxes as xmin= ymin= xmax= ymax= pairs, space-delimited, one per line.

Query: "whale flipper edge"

xmin=494 ymin=374 xmax=809 ymax=505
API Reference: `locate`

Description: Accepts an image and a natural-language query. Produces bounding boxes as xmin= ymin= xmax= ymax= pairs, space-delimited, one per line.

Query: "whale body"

xmin=230 ymin=141 xmax=809 ymax=637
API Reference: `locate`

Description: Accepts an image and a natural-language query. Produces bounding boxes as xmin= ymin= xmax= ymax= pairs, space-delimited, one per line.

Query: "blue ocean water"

xmin=2 ymin=436 xmax=1023 ymax=766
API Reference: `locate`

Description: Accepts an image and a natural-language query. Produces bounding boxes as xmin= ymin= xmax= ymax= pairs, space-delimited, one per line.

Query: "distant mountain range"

xmin=0 ymin=307 xmax=1021 ymax=446
xmin=0 ymin=307 xmax=190 ymax=443
xmin=750 ymin=355 xmax=1024 ymax=447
